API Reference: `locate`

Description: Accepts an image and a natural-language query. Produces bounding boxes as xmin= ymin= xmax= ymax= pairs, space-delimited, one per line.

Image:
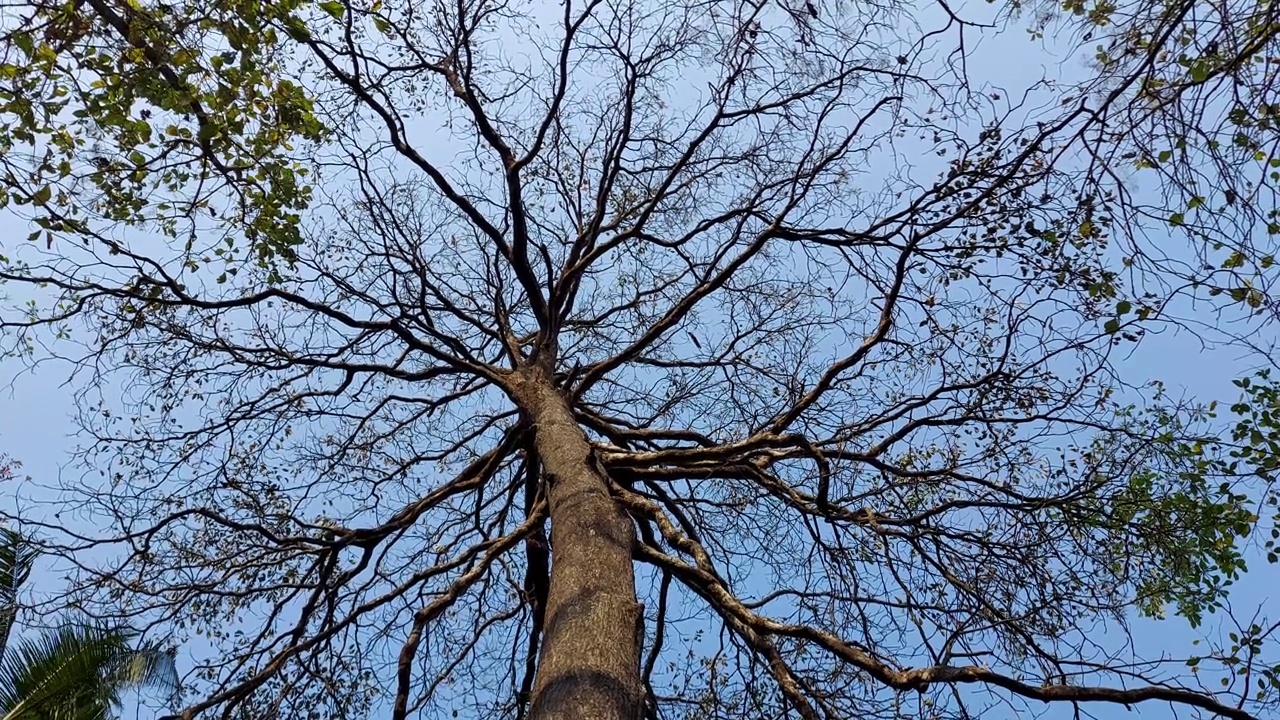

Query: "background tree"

xmin=2 ymin=1 xmax=1280 ymax=720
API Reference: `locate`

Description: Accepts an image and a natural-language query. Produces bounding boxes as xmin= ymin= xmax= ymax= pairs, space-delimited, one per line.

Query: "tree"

xmin=2 ymin=0 xmax=1280 ymax=719
xmin=0 ymin=483 xmax=178 ymax=720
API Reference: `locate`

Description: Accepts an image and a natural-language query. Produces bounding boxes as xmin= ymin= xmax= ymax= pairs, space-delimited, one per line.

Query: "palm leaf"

xmin=0 ymin=529 xmax=177 ymax=720
xmin=0 ymin=530 xmax=36 ymax=660
xmin=0 ymin=623 xmax=178 ymax=720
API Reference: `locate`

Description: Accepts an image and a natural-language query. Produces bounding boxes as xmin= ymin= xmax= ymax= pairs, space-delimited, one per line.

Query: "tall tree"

xmin=2 ymin=1 xmax=1280 ymax=720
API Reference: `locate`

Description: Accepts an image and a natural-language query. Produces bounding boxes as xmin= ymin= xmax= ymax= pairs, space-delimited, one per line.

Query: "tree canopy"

xmin=2 ymin=0 xmax=1280 ymax=719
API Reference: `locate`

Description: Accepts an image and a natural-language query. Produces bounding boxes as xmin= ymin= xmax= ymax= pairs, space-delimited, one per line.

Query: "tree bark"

xmin=511 ymin=367 xmax=644 ymax=720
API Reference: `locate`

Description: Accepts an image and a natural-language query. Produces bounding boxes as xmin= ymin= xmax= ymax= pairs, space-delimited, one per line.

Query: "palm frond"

xmin=104 ymin=641 xmax=179 ymax=705
xmin=0 ymin=530 xmax=36 ymax=660
xmin=0 ymin=623 xmax=178 ymax=720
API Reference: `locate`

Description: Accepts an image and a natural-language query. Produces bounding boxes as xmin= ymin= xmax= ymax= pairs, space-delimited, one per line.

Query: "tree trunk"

xmin=512 ymin=367 xmax=644 ymax=720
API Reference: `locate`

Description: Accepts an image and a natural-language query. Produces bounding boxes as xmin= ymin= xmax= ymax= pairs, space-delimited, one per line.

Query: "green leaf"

xmin=284 ymin=16 xmax=312 ymax=41
xmin=11 ymin=33 xmax=33 ymax=57
xmin=1169 ymin=212 xmax=1185 ymax=226
xmin=319 ymin=1 xmax=345 ymax=19
xmin=1104 ymin=318 xmax=1120 ymax=334
xmin=31 ymin=186 xmax=51 ymax=206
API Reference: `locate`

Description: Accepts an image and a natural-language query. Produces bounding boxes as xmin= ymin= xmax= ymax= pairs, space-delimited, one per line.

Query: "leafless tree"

xmin=2 ymin=0 xmax=1279 ymax=719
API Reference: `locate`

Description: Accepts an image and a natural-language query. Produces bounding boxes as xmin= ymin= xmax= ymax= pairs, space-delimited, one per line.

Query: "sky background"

xmin=0 ymin=0 xmax=1276 ymax=718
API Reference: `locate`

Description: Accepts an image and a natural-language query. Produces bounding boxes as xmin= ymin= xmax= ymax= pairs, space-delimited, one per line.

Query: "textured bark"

xmin=512 ymin=367 xmax=644 ymax=720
